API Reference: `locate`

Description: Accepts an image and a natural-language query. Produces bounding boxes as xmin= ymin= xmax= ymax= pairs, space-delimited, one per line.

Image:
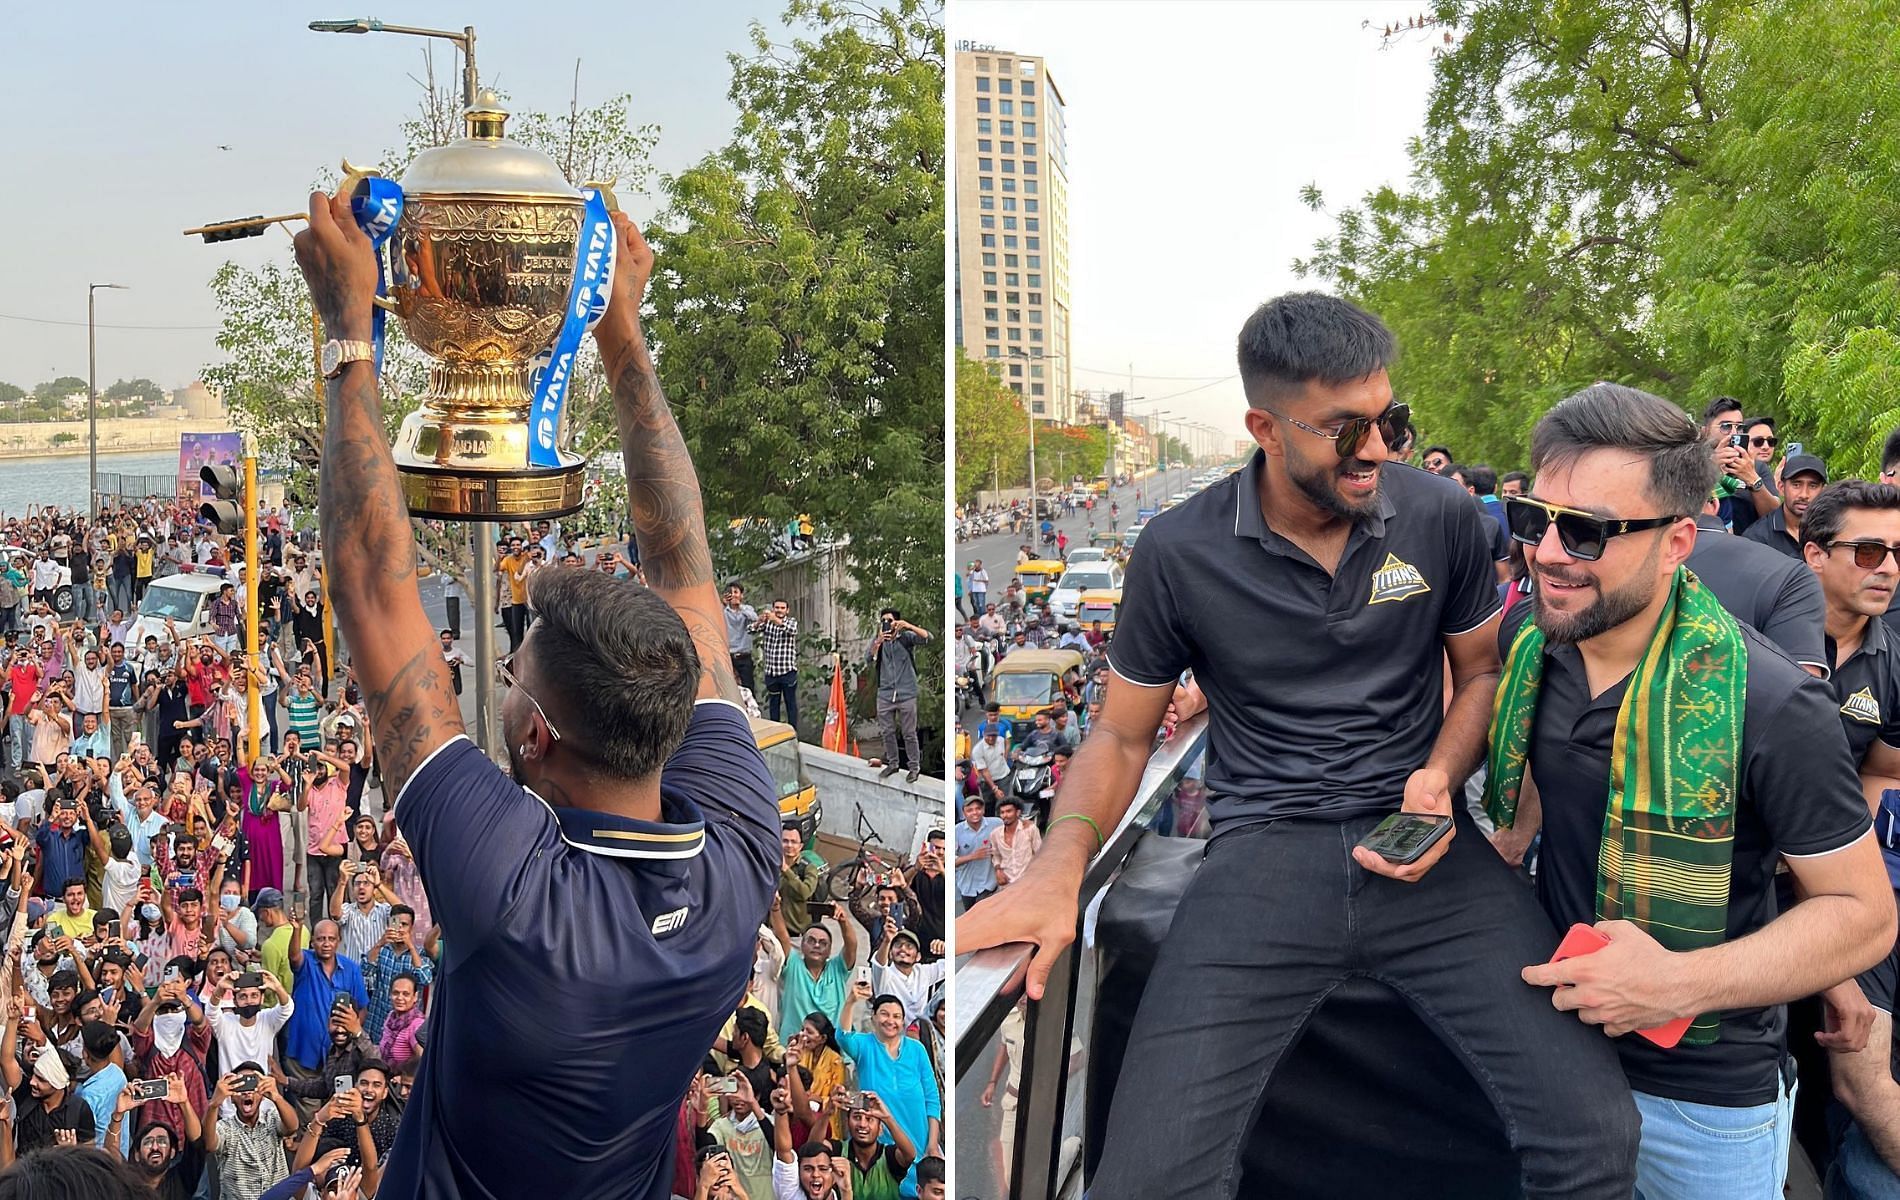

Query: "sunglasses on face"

xmin=1503 ymin=496 xmax=1684 ymax=561
xmin=1749 ymin=436 xmax=1777 ymax=448
xmin=1265 ymin=401 xmax=1410 ymax=460
xmin=1828 ymin=541 xmax=1900 ymax=570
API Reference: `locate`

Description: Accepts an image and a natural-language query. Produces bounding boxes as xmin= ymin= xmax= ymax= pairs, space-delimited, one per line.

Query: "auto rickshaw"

xmin=1016 ymin=559 xmax=1066 ymax=607
xmin=1075 ymin=587 xmax=1122 ymax=635
xmin=751 ymin=717 xmax=824 ymax=857
xmin=1090 ymin=530 xmax=1123 ymax=561
xmin=990 ymin=647 xmax=1087 ymax=739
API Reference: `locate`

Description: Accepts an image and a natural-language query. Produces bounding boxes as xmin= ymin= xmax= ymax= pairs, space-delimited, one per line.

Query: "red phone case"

xmin=1548 ymin=923 xmax=1693 ymax=1050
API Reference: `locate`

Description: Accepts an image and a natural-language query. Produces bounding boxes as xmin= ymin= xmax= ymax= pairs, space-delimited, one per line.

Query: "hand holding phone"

xmin=1527 ymin=923 xmax=1694 ymax=1049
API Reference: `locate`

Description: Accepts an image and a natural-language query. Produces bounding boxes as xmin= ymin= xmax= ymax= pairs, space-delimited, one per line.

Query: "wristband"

xmin=1046 ymin=812 xmax=1104 ymax=850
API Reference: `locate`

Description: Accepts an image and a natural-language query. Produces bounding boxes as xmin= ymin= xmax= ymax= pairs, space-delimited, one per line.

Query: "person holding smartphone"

xmin=960 ymin=294 xmax=1640 ymax=1199
xmin=206 ymin=1062 xmax=301 ymax=1200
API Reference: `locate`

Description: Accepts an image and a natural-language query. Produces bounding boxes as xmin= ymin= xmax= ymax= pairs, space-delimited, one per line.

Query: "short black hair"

xmin=1883 ymin=425 xmax=1900 ymax=474
xmin=1464 ymin=465 xmax=1498 ymax=496
xmin=522 ymin=568 xmax=698 ymax=781
xmin=1531 ymin=384 xmax=1717 ymax=518
xmin=796 ymin=1141 xmax=832 ymax=1164
xmin=1423 ymin=445 xmax=1453 ymax=462
xmin=1501 ymin=470 xmax=1529 ymax=490
xmin=0 ymin=1142 xmax=152 ymax=1199
xmin=917 ymin=1157 xmax=946 ymax=1186
xmin=1800 ymin=481 xmax=1900 ymax=551
xmin=1235 ymin=292 xmax=1396 ymax=410
xmin=1744 ymin=416 xmax=1776 ymax=433
xmin=733 ymin=1007 xmax=770 ymax=1047
xmin=81 ymin=1020 xmax=116 ymax=1061
xmin=1701 ymin=395 xmax=1743 ymax=423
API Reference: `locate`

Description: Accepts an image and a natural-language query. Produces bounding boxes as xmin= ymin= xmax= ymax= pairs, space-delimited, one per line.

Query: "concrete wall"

xmin=805 ymin=741 xmax=946 ymax=858
xmin=0 ymin=417 xmax=234 ymax=458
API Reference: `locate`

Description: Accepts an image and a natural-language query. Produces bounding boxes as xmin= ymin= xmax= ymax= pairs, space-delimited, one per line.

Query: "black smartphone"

xmin=105 ymin=921 xmax=120 ymax=940
xmin=1356 ymin=812 xmax=1453 ymax=865
xmin=236 ymin=972 xmax=263 ymax=990
xmin=1728 ymin=431 xmax=1747 ymax=451
xmin=232 ymin=1072 xmax=261 ymax=1095
xmin=808 ymin=901 xmax=835 ymax=919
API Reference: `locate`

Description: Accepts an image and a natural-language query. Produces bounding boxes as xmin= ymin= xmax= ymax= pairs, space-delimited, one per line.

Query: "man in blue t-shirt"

xmin=294 ymin=191 xmax=780 ymax=1199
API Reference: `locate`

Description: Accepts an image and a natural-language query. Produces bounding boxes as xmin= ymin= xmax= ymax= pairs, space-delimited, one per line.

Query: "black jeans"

xmin=1091 ymin=810 xmax=1639 ymax=1200
xmin=732 ymin=653 xmax=756 ymax=696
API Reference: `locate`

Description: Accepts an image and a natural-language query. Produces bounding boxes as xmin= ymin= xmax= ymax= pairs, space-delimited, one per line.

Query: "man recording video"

xmin=292 ymin=187 xmax=781 ymax=1198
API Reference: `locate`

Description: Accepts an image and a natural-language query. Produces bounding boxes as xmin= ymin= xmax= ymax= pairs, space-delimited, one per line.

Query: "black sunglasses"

xmin=1829 ymin=541 xmax=1900 ymax=570
xmin=1749 ymin=436 xmax=1777 ymax=448
xmin=1265 ymin=402 xmax=1410 ymax=460
xmin=1504 ymin=496 xmax=1684 ymax=561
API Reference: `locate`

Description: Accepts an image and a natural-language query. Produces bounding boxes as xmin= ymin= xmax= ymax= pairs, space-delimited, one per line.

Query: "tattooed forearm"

xmin=362 ymin=643 xmax=462 ymax=798
xmin=603 ymin=336 xmax=737 ymax=702
xmin=320 ymin=367 xmax=418 ymax=600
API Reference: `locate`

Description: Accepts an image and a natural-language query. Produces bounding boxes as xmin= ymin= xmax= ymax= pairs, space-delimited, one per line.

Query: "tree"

xmin=1298 ymin=0 xmax=1725 ymax=465
xmin=32 ymin=377 xmax=86 ymax=403
xmin=647 ymin=0 xmax=944 ymax=761
xmin=0 ymin=383 xmax=24 ymax=407
xmin=955 ymin=354 xmax=1029 ymax=502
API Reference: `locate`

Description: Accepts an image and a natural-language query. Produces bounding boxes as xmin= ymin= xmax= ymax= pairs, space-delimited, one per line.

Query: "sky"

xmin=954 ymin=0 xmax=1440 ymax=453
xmin=0 ymin=1 xmax=789 ymax=393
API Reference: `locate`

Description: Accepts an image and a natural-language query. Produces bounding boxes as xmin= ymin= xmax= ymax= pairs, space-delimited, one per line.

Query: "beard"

xmin=139 ymin=1153 xmax=172 ymax=1178
xmin=1286 ymin=450 xmax=1380 ymax=522
xmin=1533 ymin=538 xmax=1664 ymax=645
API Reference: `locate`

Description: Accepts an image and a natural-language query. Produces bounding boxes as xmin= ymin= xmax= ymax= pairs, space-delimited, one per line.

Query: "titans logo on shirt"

xmin=1369 ymin=552 xmax=1432 ymax=606
xmin=1842 ymin=686 xmax=1883 ymax=725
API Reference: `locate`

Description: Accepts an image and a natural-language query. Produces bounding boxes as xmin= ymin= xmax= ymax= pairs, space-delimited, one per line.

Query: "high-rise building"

xmin=953 ymin=44 xmax=1073 ymax=425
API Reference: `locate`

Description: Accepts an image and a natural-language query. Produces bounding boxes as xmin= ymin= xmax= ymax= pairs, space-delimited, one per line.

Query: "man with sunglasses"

xmin=1705 ymin=396 xmax=1779 ymax=536
xmin=1746 ymin=454 xmax=1830 ymax=560
xmin=1500 ymin=385 xmax=1892 ymax=1199
xmin=962 ymin=293 xmax=1642 ymax=1199
xmin=293 ymin=188 xmax=780 ymax=1198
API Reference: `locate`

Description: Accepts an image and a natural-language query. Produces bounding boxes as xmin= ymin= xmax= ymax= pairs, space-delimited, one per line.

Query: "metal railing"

xmin=96 ymin=472 xmax=183 ymax=501
xmin=954 ymin=714 xmax=1209 ymax=1200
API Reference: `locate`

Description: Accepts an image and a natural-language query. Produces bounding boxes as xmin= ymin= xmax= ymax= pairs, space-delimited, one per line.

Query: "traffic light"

xmin=198 ymin=218 xmax=268 ymax=244
xmin=200 ymin=464 xmax=246 ymax=533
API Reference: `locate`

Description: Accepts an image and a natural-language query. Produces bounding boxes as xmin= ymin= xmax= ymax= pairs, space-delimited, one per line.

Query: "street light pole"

xmin=310 ymin=15 xmax=497 ymax=755
xmin=87 ymin=283 xmax=127 ymax=523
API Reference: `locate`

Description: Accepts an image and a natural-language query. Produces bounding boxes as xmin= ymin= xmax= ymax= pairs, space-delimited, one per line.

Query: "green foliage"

xmin=0 ymin=383 xmax=22 ymax=406
xmin=104 ymin=378 xmax=164 ymax=402
xmin=646 ymin=0 xmax=945 ymax=754
xmin=955 ymin=354 xmax=1029 ymax=501
xmin=33 ymin=377 xmax=87 ymax=402
xmin=48 ymin=433 xmax=77 ymax=447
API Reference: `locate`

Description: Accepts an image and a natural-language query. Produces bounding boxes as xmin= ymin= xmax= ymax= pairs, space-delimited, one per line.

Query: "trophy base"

xmin=397 ymin=462 xmax=586 ymax=521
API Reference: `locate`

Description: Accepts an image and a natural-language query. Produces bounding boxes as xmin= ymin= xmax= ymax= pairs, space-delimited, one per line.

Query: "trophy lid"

xmin=398 ymin=89 xmax=581 ymax=201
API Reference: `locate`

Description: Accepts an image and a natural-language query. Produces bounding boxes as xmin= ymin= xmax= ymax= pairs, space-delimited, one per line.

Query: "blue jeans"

xmin=1633 ymin=1073 xmax=1796 ymax=1200
xmin=765 ymin=670 xmax=798 ymax=730
xmin=7 ymin=713 xmax=24 ymax=769
xmin=1828 ymin=1118 xmax=1900 ymax=1199
xmin=1090 ymin=811 xmax=1640 ymax=1200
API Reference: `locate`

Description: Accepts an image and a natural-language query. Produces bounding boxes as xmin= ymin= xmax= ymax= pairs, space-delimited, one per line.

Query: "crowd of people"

xmin=958 ymin=291 xmax=1900 ymax=1200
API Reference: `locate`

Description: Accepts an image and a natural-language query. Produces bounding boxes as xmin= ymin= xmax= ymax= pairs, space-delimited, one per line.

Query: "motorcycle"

xmin=957 ymin=671 xmax=982 ymax=715
xmin=1012 ymin=742 xmax=1057 ymax=825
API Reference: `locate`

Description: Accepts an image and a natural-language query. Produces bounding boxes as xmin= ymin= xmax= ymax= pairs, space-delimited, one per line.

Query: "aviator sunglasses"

xmin=1264 ymin=401 xmax=1410 ymax=460
xmin=1504 ymin=496 xmax=1684 ymax=562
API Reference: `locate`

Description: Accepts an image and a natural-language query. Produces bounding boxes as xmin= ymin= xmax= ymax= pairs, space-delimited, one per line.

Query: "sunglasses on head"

xmin=1503 ymin=496 xmax=1684 ymax=561
xmin=1264 ymin=401 xmax=1410 ymax=460
xmin=1828 ymin=541 xmax=1900 ymax=570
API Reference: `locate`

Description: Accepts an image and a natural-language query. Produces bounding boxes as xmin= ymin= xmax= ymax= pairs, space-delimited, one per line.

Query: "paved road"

xmin=954 ymin=468 xmax=1199 ymax=603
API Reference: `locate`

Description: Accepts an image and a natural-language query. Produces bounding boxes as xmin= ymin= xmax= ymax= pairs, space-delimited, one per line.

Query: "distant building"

xmin=954 ymin=44 xmax=1073 ymax=425
xmin=170 ymin=381 xmax=223 ymax=421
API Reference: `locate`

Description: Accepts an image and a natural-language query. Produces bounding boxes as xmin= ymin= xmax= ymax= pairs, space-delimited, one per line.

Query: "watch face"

xmin=321 ymin=342 xmax=341 ymax=375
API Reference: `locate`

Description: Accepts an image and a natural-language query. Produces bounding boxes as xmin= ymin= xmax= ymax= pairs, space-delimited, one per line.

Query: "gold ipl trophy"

xmin=349 ymin=89 xmax=616 ymax=520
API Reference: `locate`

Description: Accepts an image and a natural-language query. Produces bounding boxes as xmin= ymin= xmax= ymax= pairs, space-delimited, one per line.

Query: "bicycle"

xmin=820 ymin=802 xmax=911 ymax=909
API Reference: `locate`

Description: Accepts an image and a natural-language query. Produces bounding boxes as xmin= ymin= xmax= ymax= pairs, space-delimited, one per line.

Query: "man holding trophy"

xmin=291 ymin=100 xmax=781 ymax=1199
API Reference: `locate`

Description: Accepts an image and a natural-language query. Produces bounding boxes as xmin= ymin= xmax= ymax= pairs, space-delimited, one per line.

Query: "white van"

xmin=127 ymin=573 xmax=230 ymax=648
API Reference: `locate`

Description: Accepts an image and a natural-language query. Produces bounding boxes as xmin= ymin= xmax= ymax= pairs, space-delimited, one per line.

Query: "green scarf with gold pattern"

xmin=1484 ymin=567 xmax=1745 ymax=1045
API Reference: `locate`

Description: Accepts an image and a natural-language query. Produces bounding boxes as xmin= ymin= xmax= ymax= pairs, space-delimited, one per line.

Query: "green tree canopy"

xmin=33 ymin=377 xmax=86 ymax=402
xmin=104 ymin=378 xmax=165 ymax=402
xmin=0 ymin=383 xmax=25 ymax=406
xmin=955 ymin=354 xmax=1029 ymax=502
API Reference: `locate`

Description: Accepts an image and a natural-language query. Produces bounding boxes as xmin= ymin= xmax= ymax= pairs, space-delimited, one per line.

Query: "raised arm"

xmin=293 ymin=189 xmax=463 ymax=800
xmin=592 ymin=214 xmax=736 ymax=704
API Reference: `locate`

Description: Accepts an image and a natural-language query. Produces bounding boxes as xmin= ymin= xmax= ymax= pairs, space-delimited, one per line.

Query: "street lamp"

xmin=310 ymin=18 xmax=478 ymax=106
xmin=310 ymin=16 xmax=498 ymax=759
xmin=87 ymin=283 xmax=128 ymax=522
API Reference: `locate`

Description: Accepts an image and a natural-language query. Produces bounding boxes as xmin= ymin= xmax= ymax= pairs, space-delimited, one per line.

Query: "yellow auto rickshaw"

xmin=1016 ymin=559 xmax=1066 ymax=606
xmin=1076 ymin=587 xmax=1122 ymax=636
xmin=991 ymin=648 xmax=1087 ymax=740
xmin=751 ymin=717 xmax=823 ymax=848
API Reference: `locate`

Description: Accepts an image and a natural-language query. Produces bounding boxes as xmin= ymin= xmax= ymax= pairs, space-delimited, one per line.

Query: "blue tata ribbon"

xmin=527 ymin=188 xmax=617 ymax=468
xmin=349 ymin=177 xmax=405 ymax=376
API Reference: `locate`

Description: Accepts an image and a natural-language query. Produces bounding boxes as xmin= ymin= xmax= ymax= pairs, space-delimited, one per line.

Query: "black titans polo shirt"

xmin=1110 ymin=453 xmax=1500 ymax=831
xmin=1520 ymin=618 xmax=1869 ymax=1107
xmin=1687 ymin=515 xmax=1827 ymax=675
xmin=1829 ymin=613 xmax=1900 ymax=767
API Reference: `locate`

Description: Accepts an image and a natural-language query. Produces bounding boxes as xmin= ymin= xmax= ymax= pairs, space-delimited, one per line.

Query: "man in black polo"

xmin=960 ymin=293 xmax=1640 ymax=1199
xmin=1504 ymin=385 xmax=1891 ymax=1198
xmin=1745 ymin=453 xmax=1829 ymax=559
xmin=1687 ymin=490 xmax=1828 ymax=676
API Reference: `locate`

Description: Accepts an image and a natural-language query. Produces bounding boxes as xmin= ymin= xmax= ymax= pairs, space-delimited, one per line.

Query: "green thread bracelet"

xmin=1047 ymin=812 xmax=1105 ymax=850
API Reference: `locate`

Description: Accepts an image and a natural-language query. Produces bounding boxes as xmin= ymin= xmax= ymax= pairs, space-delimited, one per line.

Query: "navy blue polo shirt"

xmin=1110 ymin=452 xmax=1501 ymax=830
xmin=379 ymin=699 xmax=781 ymax=1200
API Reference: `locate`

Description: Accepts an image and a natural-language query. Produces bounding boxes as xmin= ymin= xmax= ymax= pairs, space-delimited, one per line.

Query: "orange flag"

xmin=822 ymin=653 xmax=850 ymax=754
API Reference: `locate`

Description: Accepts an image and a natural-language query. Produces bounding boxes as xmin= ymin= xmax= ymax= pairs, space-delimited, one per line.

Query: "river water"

xmin=0 ymin=449 xmax=179 ymax=516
